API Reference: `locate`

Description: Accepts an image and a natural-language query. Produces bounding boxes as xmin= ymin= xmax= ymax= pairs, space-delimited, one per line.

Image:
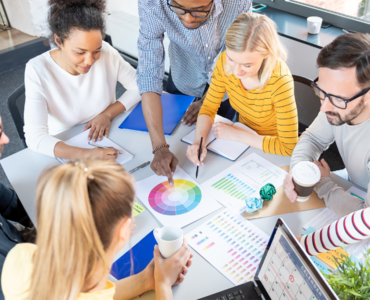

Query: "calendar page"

xmin=258 ymin=227 xmax=330 ymax=300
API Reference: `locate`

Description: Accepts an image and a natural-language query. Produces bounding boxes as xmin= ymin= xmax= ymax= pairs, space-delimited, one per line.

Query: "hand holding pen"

xmin=185 ymin=138 xmax=207 ymax=168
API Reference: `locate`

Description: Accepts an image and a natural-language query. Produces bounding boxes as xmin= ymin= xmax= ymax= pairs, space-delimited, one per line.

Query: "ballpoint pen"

xmin=129 ymin=161 xmax=150 ymax=174
xmin=88 ymin=141 xmax=122 ymax=154
xmin=196 ymin=137 xmax=203 ymax=178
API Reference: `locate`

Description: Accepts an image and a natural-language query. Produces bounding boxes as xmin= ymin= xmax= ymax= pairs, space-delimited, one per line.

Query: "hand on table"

xmin=84 ymin=147 xmax=119 ymax=160
xmin=151 ymin=147 xmax=179 ymax=185
xmin=283 ymin=173 xmax=297 ymax=203
xmin=313 ymin=159 xmax=331 ymax=178
xmin=213 ymin=122 xmax=239 ymax=141
xmin=83 ymin=112 xmax=112 ymax=142
xmin=186 ymin=143 xmax=207 ymax=166
xmin=181 ymin=98 xmax=204 ymax=126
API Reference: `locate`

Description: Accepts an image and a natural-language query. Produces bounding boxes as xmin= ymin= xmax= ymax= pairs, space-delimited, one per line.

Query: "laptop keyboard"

xmin=213 ymin=290 xmax=246 ymax=300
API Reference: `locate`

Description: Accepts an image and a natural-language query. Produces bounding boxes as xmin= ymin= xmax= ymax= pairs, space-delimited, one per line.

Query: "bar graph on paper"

xmin=204 ymin=153 xmax=287 ymax=214
xmin=186 ymin=208 xmax=270 ymax=285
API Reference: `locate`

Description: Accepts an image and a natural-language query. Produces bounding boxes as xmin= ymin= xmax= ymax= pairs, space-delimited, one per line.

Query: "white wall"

xmin=107 ymin=0 xmax=139 ymax=17
xmin=3 ymin=0 xmax=49 ymax=37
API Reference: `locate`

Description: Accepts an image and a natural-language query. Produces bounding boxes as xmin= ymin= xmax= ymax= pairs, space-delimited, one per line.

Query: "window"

xmin=288 ymin=0 xmax=370 ymax=23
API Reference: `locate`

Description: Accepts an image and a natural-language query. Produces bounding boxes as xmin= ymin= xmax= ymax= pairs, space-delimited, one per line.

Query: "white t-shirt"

xmin=24 ymin=41 xmax=141 ymax=157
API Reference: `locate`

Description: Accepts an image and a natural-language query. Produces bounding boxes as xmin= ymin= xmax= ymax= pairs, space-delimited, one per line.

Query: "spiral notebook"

xmin=181 ymin=115 xmax=257 ymax=161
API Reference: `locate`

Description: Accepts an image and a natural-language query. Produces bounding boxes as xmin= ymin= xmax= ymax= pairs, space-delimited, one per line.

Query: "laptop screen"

xmin=255 ymin=219 xmax=338 ymax=300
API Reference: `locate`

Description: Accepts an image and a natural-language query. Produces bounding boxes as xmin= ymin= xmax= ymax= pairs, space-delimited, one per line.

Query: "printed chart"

xmin=203 ymin=153 xmax=287 ymax=214
xmin=186 ymin=208 xmax=270 ymax=285
xmin=136 ymin=166 xmax=222 ymax=228
xmin=149 ymin=180 xmax=201 ymax=215
xmin=259 ymin=227 xmax=328 ymax=300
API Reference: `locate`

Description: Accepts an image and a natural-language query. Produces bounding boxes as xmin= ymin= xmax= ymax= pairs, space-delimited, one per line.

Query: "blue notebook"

xmin=119 ymin=93 xmax=195 ymax=135
xmin=110 ymin=230 xmax=157 ymax=280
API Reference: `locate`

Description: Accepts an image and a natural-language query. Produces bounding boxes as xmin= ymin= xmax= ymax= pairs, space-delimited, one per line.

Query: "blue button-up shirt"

xmin=137 ymin=0 xmax=252 ymax=98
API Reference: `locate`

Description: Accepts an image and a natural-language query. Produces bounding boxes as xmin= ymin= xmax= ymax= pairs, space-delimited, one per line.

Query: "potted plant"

xmin=324 ymin=249 xmax=370 ymax=299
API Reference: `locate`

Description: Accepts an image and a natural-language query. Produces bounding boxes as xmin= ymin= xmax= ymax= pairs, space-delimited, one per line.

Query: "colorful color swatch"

xmin=149 ymin=179 xmax=202 ymax=216
xmin=186 ymin=209 xmax=269 ymax=285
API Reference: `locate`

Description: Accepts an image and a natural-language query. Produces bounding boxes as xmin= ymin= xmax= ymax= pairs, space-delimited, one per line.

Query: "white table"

xmin=1 ymin=110 xmax=353 ymax=300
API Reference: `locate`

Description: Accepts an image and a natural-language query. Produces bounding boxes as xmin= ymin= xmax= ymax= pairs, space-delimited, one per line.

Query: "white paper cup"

xmin=292 ymin=161 xmax=321 ymax=202
xmin=154 ymin=226 xmax=183 ymax=258
xmin=307 ymin=16 xmax=323 ymax=35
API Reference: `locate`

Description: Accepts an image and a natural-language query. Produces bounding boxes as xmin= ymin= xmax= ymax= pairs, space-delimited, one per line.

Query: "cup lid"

xmin=292 ymin=161 xmax=321 ymax=186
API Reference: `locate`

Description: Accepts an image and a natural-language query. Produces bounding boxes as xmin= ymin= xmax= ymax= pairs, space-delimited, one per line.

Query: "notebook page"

xmin=56 ymin=130 xmax=133 ymax=165
xmin=207 ymin=123 xmax=257 ymax=161
xmin=181 ymin=115 xmax=234 ymax=146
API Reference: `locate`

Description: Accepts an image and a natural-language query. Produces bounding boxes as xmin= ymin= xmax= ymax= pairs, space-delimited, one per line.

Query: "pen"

xmin=129 ymin=161 xmax=150 ymax=174
xmin=196 ymin=137 xmax=203 ymax=178
xmin=88 ymin=141 xmax=122 ymax=154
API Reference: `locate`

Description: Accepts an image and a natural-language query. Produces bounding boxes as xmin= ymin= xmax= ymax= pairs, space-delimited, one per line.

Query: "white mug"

xmin=154 ymin=226 xmax=183 ymax=258
xmin=307 ymin=16 xmax=323 ymax=35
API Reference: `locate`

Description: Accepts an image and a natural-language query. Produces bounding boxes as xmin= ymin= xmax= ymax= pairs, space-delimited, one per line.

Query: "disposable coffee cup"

xmin=292 ymin=161 xmax=321 ymax=202
xmin=153 ymin=226 xmax=183 ymax=258
xmin=307 ymin=16 xmax=322 ymax=34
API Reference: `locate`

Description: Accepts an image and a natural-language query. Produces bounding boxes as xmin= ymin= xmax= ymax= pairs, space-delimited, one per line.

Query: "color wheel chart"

xmin=204 ymin=153 xmax=287 ymax=214
xmin=186 ymin=208 xmax=270 ymax=285
xmin=135 ymin=166 xmax=222 ymax=228
xmin=149 ymin=180 xmax=201 ymax=216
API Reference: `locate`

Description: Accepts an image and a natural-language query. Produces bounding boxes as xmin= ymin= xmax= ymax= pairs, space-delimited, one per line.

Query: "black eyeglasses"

xmin=167 ymin=0 xmax=214 ymax=18
xmin=311 ymin=77 xmax=370 ymax=109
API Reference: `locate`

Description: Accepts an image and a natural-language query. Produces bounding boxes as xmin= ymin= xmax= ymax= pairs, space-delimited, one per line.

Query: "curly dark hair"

xmin=48 ymin=0 xmax=106 ymax=45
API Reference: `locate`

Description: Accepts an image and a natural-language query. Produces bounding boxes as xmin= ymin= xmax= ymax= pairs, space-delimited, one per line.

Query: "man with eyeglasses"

xmin=0 ymin=115 xmax=34 ymax=299
xmin=283 ymin=33 xmax=370 ymax=217
xmin=137 ymin=0 xmax=252 ymax=184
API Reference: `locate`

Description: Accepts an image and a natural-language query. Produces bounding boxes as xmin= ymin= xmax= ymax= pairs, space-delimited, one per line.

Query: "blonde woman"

xmin=2 ymin=159 xmax=192 ymax=300
xmin=187 ymin=12 xmax=298 ymax=165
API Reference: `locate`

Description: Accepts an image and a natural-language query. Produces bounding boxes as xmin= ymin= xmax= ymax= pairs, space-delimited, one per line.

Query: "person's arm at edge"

xmin=113 ymin=269 xmax=153 ymax=300
xmin=300 ymin=207 xmax=370 ymax=256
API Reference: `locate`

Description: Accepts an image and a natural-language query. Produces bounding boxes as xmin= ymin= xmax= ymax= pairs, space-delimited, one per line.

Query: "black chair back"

xmin=8 ymin=84 xmax=26 ymax=147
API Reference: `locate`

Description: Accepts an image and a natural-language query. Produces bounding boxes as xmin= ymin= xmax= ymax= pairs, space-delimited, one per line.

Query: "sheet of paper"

xmin=135 ymin=166 xmax=222 ymax=228
xmin=186 ymin=208 xmax=269 ymax=285
xmin=57 ymin=130 xmax=133 ymax=165
xmin=302 ymin=208 xmax=339 ymax=231
xmin=316 ymin=248 xmax=349 ymax=269
xmin=133 ymin=202 xmax=146 ymax=217
xmin=202 ymin=153 xmax=288 ymax=215
xmin=181 ymin=115 xmax=233 ymax=146
xmin=346 ymin=186 xmax=367 ymax=201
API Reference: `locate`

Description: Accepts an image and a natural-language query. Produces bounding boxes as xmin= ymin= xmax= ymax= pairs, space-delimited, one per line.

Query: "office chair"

xmin=8 ymin=84 xmax=26 ymax=147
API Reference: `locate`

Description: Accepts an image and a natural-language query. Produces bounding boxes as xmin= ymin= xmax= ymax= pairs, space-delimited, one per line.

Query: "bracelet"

xmin=152 ymin=143 xmax=170 ymax=154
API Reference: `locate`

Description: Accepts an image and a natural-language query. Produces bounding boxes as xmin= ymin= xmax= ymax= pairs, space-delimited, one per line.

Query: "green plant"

xmin=323 ymin=249 xmax=370 ymax=299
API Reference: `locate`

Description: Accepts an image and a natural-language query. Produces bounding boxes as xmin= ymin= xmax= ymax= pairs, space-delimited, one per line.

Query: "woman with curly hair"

xmin=24 ymin=0 xmax=141 ymax=160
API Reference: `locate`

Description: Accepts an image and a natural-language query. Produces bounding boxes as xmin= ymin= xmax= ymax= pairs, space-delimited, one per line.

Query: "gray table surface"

xmin=1 ymin=110 xmax=353 ymax=300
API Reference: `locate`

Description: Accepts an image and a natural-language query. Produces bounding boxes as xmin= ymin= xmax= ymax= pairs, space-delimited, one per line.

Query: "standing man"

xmin=283 ymin=33 xmax=370 ymax=218
xmin=137 ymin=0 xmax=252 ymax=184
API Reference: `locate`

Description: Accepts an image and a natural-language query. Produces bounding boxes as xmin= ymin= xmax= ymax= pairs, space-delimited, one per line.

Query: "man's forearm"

xmin=142 ymin=92 xmax=166 ymax=149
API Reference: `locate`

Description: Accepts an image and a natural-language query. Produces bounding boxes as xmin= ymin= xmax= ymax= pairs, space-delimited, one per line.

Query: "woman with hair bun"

xmin=2 ymin=159 xmax=192 ymax=300
xmin=24 ymin=0 xmax=141 ymax=160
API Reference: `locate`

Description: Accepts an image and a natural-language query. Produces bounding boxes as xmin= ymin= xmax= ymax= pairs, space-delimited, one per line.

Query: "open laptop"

xmin=199 ymin=218 xmax=339 ymax=300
